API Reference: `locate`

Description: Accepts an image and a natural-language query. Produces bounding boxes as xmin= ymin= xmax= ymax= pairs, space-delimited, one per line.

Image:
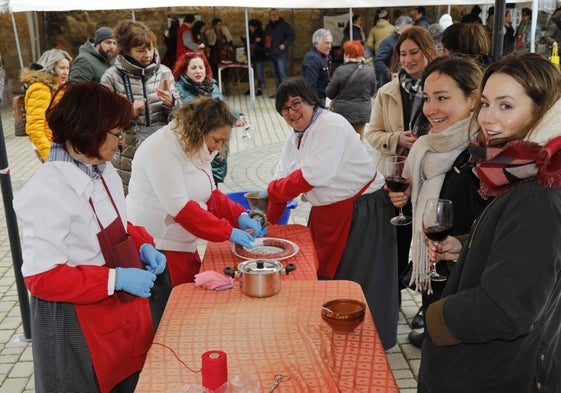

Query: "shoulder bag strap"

xmin=335 ymin=63 xmax=363 ymax=99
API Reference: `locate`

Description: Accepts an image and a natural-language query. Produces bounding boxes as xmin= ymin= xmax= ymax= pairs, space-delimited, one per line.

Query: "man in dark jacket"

xmin=69 ymin=27 xmax=116 ymax=82
xmin=264 ymin=8 xmax=295 ymax=97
xmin=374 ymin=16 xmax=413 ymax=88
xmin=301 ymin=29 xmax=332 ymax=106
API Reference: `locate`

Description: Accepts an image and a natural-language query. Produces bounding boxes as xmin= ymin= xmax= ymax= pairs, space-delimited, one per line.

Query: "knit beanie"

xmin=94 ymin=27 xmax=113 ymax=45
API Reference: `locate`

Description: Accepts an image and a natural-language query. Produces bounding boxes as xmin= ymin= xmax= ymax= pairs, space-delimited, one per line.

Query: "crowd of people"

xmin=11 ymin=6 xmax=561 ymax=393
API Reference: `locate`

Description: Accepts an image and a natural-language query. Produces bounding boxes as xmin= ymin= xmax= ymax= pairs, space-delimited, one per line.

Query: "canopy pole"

xmin=491 ymin=0 xmax=505 ymax=59
xmin=10 ymin=12 xmax=24 ymax=69
xmin=244 ymin=8 xmax=254 ymax=105
xmin=0 ymin=112 xmax=31 ymax=342
xmin=530 ymin=0 xmax=538 ymax=53
xmin=349 ymin=8 xmax=353 ymax=41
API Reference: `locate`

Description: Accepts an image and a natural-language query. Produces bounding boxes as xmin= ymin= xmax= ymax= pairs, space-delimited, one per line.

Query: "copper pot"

xmin=224 ymin=259 xmax=296 ymax=298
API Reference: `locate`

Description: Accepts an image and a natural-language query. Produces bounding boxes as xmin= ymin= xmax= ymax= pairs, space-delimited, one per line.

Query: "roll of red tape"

xmin=201 ymin=350 xmax=228 ymax=391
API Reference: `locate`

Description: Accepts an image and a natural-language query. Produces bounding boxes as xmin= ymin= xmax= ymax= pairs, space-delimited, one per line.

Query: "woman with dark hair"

xmin=126 ymin=96 xmax=265 ymax=323
xmin=173 ymin=51 xmax=248 ymax=186
xmin=191 ymin=20 xmax=209 ymax=57
xmin=13 ymin=82 xmax=167 ymax=393
xmin=389 ymin=56 xmax=487 ymax=348
xmin=205 ymin=18 xmax=234 ymax=78
xmin=242 ymin=19 xmax=266 ymax=96
xmin=365 ymin=27 xmax=437 ymax=330
xmin=419 ymin=53 xmax=561 ymax=393
xmin=101 ymin=19 xmax=179 ymax=194
xmin=263 ymin=78 xmax=399 ymax=350
xmin=440 ymin=22 xmax=493 ymax=68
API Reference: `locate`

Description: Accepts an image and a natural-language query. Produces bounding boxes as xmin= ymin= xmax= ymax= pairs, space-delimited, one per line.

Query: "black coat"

xmin=420 ymin=180 xmax=561 ymax=393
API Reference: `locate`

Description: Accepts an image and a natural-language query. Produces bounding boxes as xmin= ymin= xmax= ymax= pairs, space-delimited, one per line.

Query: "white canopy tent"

xmin=7 ymin=0 xmax=528 ymax=11
xmin=5 ymin=0 xmax=538 ymax=98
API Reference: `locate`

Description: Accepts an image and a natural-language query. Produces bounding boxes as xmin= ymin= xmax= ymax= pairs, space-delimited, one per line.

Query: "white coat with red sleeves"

xmin=126 ymin=123 xmax=245 ymax=252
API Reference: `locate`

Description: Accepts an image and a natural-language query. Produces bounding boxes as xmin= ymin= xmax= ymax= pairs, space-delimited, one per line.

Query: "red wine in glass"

xmin=422 ymin=199 xmax=453 ymax=282
xmin=423 ymin=225 xmax=452 ymax=242
xmin=383 ymin=156 xmax=412 ymax=225
xmin=385 ymin=175 xmax=410 ymax=192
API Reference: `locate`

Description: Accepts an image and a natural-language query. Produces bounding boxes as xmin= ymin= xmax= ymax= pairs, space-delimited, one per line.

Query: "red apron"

xmin=309 ymin=175 xmax=377 ymax=279
xmin=75 ymin=176 xmax=153 ymax=393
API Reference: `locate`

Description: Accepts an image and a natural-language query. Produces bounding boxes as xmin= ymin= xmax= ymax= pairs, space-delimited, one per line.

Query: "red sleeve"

xmin=24 ymin=264 xmax=112 ymax=304
xmin=207 ymin=189 xmax=246 ymax=227
xmin=268 ymin=169 xmax=313 ymax=203
xmin=127 ymin=222 xmax=155 ymax=251
xmin=174 ymin=200 xmax=235 ymax=242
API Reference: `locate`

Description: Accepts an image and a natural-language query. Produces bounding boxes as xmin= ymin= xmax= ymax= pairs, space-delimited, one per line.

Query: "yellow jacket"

xmin=20 ymin=69 xmax=61 ymax=161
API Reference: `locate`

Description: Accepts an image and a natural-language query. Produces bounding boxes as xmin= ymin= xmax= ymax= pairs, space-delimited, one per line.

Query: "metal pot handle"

xmin=283 ymin=263 xmax=297 ymax=275
xmin=223 ymin=266 xmax=238 ymax=278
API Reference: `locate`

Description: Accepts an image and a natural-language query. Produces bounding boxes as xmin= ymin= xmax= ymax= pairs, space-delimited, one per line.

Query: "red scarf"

xmin=469 ymin=135 xmax=561 ymax=198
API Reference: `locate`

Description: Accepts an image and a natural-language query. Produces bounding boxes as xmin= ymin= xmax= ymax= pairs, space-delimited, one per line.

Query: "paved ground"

xmin=0 ymin=82 xmax=422 ymax=392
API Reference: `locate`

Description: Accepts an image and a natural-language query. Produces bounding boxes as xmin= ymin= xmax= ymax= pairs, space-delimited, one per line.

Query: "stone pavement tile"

xmin=0 ymin=377 xmax=28 ymax=393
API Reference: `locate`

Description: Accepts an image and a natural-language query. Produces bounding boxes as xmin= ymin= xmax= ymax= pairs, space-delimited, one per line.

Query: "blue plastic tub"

xmin=226 ymin=191 xmax=298 ymax=225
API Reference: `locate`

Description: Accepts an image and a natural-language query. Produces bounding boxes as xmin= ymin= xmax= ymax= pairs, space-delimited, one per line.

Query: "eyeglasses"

xmin=107 ymin=129 xmax=125 ymax=140
xmin=281 ymin=100 xmax=303 ymax=116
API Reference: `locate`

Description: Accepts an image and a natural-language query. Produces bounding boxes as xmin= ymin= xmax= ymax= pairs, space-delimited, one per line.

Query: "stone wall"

xmin=1 ymin=6 xmax=469 ymax=95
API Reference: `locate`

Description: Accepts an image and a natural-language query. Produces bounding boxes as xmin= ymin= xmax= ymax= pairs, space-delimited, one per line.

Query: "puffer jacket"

xmin=325 ymin=61 xmax=376 ymax=124
xmin=100 ymin=53 xmax=179 ymax=193
xmin=20 ymin=68 xmax=61 ymax=161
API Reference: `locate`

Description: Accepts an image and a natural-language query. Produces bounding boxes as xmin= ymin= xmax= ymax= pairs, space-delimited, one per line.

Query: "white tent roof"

xmin=8 ymin=0 xmax=527 ymax=12
xmin=0 ymin=0 xmax=9 ymax=13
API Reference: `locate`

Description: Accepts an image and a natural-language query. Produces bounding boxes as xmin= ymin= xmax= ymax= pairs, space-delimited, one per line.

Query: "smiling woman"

xmin=265 ymin=78 xmax=398 ymax=350
xmin=387 ymin=56 xmax=487 ymax=348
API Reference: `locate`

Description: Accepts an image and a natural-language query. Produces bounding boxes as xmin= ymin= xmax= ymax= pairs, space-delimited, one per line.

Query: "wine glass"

xmin=383 ymin=156 xmax=412 ymax=226
xmin=422 ymin=199 xmax=453 ymax=282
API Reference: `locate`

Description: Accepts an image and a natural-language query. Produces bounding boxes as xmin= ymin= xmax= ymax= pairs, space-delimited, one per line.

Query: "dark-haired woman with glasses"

xmin=14 ymin=82 xmax=167 ymax=393
xmin=263 ymin=77 xmax=399 ymax=350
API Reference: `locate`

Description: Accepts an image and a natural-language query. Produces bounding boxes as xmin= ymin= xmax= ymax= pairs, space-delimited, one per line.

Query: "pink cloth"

xmin=194 ymin=271 xmax=235 ymax=290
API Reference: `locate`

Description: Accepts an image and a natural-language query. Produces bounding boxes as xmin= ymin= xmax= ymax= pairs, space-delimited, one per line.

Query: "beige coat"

xmin=365 ymin=19 xmax=394 ymax=53
xmin=364 ymin=78 xmax=406 ymax=169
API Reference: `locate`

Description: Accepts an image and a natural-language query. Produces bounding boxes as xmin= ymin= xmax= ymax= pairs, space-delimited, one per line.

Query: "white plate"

xmin=232 ymin=237 xmax=299 ymax=261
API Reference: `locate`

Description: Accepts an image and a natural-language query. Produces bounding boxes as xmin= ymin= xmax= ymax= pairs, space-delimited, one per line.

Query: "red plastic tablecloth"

xmin=135 ymin=280 xmax=399 ymax=393
xmin=201 ymin=224 xmax=319 ymax=281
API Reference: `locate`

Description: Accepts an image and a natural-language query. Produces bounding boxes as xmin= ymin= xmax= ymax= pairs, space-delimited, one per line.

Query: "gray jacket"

xmin=325 ymin=61 xmax=376 ymax=124
xmin=100 ymin=53 xmax=179 ymax=193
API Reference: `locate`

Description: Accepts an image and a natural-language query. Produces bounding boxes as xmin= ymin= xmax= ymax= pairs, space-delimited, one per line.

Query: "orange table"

xmin=201 ymin=224 xmax=319 ymax=281
xmin=135 ymin=280 xmax=398 ymax=393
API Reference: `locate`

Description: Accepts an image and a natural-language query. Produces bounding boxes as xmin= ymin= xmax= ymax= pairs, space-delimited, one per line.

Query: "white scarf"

xmin=404 ymin=116 xmax=477 ymax=293
xmin=191 ymin=141 xmax=218 ymax=170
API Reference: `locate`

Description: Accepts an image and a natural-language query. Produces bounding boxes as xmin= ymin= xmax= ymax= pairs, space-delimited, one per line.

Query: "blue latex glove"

xmin=115 ymin=267 xmax=156 ymax=298
xmin=229 ymin=228 xmax=255 ymax=249
xmin=258 ymin=189 xmax=268 ymax=197
xmin=140 ymin=243 xmax=167 ymax=274
xmin=238 ymin=214 xmax=267 ymax=237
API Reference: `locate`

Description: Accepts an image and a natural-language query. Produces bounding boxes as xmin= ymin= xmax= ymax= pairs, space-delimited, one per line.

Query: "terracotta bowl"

xmin=321 ymin=299 xmax=366 ymax=334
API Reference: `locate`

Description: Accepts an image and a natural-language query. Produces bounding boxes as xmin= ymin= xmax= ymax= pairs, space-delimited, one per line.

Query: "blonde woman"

xmin=20 ymin=49 xmax=72 ymax=161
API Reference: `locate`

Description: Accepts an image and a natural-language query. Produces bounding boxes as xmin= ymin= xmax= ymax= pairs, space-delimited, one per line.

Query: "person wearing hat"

xmin=70 ymin=26 xmax=117 ymax=82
